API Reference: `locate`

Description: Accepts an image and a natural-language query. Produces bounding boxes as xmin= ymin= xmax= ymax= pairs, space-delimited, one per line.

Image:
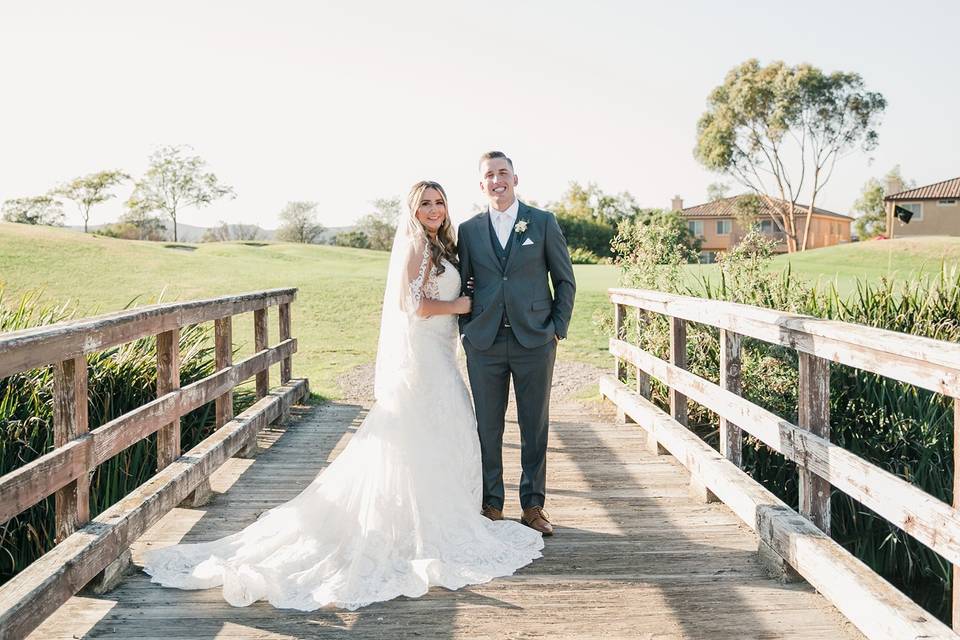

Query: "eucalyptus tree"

xmin=51 ymin=170 xmax=129 ymax=232
xmin=127 ymin=145 xmax=234 ymax=242
xmin=276 ymin=201 xmax=325 ymax=243
xmin=695 ymin=59 xmax=886 ymax=252
xmin=356 ymin=197 xmax=400 ymax=251
xmin=706 ymin=182 xmax=729 ymax=202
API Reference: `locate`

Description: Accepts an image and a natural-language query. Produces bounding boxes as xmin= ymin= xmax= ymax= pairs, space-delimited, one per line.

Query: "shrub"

xmin=555 ymin=212 xmax=616 ymax=257
xmin=568 ymin=248 xmax=606 ymax=264
xmin=334 ymin=230 xmax=370 ymax=249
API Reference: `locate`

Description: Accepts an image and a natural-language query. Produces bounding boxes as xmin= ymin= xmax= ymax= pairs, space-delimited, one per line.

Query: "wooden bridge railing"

xmin=600 ymin=287 xmax=960 ymax=640
xmin=0 ymin=289 xmax=309 ymax=640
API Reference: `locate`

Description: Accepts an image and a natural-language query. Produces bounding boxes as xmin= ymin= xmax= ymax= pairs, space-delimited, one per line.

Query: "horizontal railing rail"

xmin=0 ymin=289 xmax=308 ymax=640
xmin=601 ymin=288 xmax=960 ymax=640
xmin=0 ymin=288 xmax=296 ymax=379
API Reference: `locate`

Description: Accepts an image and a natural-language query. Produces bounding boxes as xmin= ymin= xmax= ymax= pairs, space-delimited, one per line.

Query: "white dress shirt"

xmin=491 ymin=198 xmax=520 ymax=249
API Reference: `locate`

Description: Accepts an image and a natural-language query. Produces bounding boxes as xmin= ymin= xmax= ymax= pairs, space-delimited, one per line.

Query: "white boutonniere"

xmin=514 ymin=220 xmax=528 ymax=234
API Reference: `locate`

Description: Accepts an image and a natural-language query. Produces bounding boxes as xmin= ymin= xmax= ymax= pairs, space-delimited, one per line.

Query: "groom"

xmin=458 ymin=151 xmax=576 ymax=536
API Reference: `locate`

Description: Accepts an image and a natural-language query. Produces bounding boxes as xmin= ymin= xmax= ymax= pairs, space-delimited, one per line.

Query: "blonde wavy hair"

xmin=405 ymin=180 xmax=458 ymax=275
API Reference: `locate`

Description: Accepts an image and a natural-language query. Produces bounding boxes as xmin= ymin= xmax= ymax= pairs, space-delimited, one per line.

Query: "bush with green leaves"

xmin=334 ymin=230 xmax=370 ymax=249
xmin=568 ymin=247 xmax=607 ymax=264
xmin=555 ymin=211 xmax=616 ymax=258
xmin=0 ymin=289 xmax=253 ymax=587
xmin=611 ymin=209 xmax=701 ymax=291
xmin=610 ymin=227 xmax=960 ymax=621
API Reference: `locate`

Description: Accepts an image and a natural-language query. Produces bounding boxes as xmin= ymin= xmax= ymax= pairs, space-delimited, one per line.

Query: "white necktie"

xmin=498 ymin=213 xmax=510 ymax=249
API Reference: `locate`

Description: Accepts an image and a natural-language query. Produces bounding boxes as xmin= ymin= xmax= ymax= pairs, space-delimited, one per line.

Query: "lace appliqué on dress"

xmin=408 ymin=243 xmax=440 ymax=311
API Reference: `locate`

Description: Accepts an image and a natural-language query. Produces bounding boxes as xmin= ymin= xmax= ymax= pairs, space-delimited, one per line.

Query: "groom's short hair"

xmin=478 ymin=151 xmax=514 ymax=172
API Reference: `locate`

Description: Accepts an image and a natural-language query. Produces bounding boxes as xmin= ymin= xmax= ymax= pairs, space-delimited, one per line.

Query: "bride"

xmin=142 ymin=180 xmax=544 ymax=611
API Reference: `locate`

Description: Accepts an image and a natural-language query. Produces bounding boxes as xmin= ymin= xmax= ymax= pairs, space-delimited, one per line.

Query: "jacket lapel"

xmin=503 ymin=202 xmax=529 ymax=274
xmin=476 ymin=210 xmax=500 ymax=272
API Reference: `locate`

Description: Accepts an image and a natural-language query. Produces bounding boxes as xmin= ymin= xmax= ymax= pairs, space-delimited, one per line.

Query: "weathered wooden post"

xmin=279 ymin=302 xmax=292 ymax=384
xmin=254 ymin=307 xmax=269 ymax=398
xmin=636 ymin=308 xmax=667 ymax=456
xmin=669 ymin=316 xmax=688 ymax=426
xmin=614 ymin=303 xmax=627 ymax=382
xmin=798 ymin=352 xmax=831 ymax=534
xmin=52 ymin=356 xmax=89 ymax=543
xmin=278 ymin=302 xmax=293 ymax=425
xmin=613 ymin=303 xmax=633 ymax=424
xmin=156 ymin=329 xmax=180 ymax=471
xmin=720 ymin=329 xmax=743 ymax=467
xmin=214 ymin=317 xmax=233 ymax=427
xmin=635 ymin=308 xmax=651 ymax=400
xmin=953 ymin=398 xmax=960 ymax=631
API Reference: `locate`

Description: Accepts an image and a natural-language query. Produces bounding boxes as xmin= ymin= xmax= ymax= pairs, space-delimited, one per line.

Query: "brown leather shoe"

xmin=521 ymin=506 xmax=554 ymax=536
xmin=481 ymin=504 xmax=503 ymax=521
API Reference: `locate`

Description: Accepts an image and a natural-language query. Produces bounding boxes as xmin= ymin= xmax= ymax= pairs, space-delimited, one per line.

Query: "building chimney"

xmin=671 ymin=195 xmax=683 ymax=211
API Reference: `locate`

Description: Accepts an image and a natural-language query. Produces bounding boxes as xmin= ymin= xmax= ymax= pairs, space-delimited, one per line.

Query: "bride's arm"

xmin=418 ymin=296 xmax=470 ymax=317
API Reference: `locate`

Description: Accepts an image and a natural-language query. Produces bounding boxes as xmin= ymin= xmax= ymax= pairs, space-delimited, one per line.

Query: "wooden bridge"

xmin=1 ymin=288 xmax=959 ymax=639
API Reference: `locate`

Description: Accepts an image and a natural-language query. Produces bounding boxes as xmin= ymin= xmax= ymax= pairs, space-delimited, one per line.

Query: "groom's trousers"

xmin=464 ymin=325 xmax=557 ymax=511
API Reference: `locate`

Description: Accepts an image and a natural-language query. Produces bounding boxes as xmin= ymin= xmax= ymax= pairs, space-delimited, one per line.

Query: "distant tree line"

xmin=545 ymin=182 xmax=700 ymax=264
xmin=3 ymin=145 xmax=235 ymax=242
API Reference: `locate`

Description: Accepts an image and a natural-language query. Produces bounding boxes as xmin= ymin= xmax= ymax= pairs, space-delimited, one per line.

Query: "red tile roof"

xmin=680 ymin=195 xmax=852 ymax=221
xmin=885 ymin=177 xmax=960 ymax=201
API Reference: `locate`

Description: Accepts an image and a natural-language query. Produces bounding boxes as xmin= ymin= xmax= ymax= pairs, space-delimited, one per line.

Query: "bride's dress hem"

xmin=142 ymin=539 xmax=543 ymax=611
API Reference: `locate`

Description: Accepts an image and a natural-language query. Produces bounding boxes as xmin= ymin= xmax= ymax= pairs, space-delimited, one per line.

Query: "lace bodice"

xmin=408 ymin=244 xmax=461 ymax=309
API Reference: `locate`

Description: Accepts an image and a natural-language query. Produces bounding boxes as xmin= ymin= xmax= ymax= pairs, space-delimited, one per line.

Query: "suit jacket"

xmin=457 ymin=202 xmax=576 ymax=350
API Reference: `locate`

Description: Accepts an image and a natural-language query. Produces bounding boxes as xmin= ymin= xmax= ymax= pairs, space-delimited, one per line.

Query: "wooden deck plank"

xmin=29 ymin=400 xmax=862 ymax=640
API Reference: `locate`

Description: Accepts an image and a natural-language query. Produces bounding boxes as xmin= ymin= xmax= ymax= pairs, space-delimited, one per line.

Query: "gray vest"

xmin=488 ymin=217 xmax=513 ymax=326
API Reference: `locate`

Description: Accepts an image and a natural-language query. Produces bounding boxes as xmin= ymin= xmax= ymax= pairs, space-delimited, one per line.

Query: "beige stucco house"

xmin=674 ymin=194 xmax=853 ymax=263
xmin=884 ymin=176 xmax=960 ymax=238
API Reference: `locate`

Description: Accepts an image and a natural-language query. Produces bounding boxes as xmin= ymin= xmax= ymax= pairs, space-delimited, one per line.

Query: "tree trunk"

xmin=801 ymin=169 xmax=822 ymax=252
xmin=801 ymin=204 xmax=815 ymax=252
xmin=786 ymin=203 xmax=796 ymax=253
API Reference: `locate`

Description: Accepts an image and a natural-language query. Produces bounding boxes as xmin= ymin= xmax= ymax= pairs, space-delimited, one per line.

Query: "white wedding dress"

xmin=142 ymin=238 xmax=544 ymax=611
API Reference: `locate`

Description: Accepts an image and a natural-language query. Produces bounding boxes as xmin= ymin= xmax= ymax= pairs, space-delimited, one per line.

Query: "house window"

xmin=937 ymin=199 xmax=957 ymax=207
xmin=899 ymin=202 xmax=923 ymax=221
xmin=700 ymin=251 xmax=717 ymax=264
xmin=688 ymin=220 xmax=704 ymax=237
xmin=716 ymin=219 xmax=731 ymax=235
xmin=759 ymin=220 xmax=775 ymax=233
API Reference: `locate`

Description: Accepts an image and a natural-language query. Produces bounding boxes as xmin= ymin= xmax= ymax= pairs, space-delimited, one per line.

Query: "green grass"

xmin=686 ymin=236 xmax=960 ymax=296
xmin=0 ymin=222 xmax=619 ymax=398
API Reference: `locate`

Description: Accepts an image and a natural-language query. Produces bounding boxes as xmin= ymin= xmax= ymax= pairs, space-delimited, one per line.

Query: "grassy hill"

xmin=0 ymin=223 xmax=617 ymax=398
xmin=685 ymin=236 xmax=960 ymax=296
xmin=3 ymin=223 xmax=958 ymax=399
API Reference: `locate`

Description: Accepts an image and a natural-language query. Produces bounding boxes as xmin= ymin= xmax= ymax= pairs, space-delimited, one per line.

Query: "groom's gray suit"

xmin=458 ymin=202 xmax=576 ymax=510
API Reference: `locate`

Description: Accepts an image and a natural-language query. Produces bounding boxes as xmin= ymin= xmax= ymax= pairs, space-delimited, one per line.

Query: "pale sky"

xmin=1 ymin=1 xmax=957 ymax=230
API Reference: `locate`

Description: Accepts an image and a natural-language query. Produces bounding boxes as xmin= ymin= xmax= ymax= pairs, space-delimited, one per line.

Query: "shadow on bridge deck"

xmin=30 ymin=399 xmax=860 ymax=639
